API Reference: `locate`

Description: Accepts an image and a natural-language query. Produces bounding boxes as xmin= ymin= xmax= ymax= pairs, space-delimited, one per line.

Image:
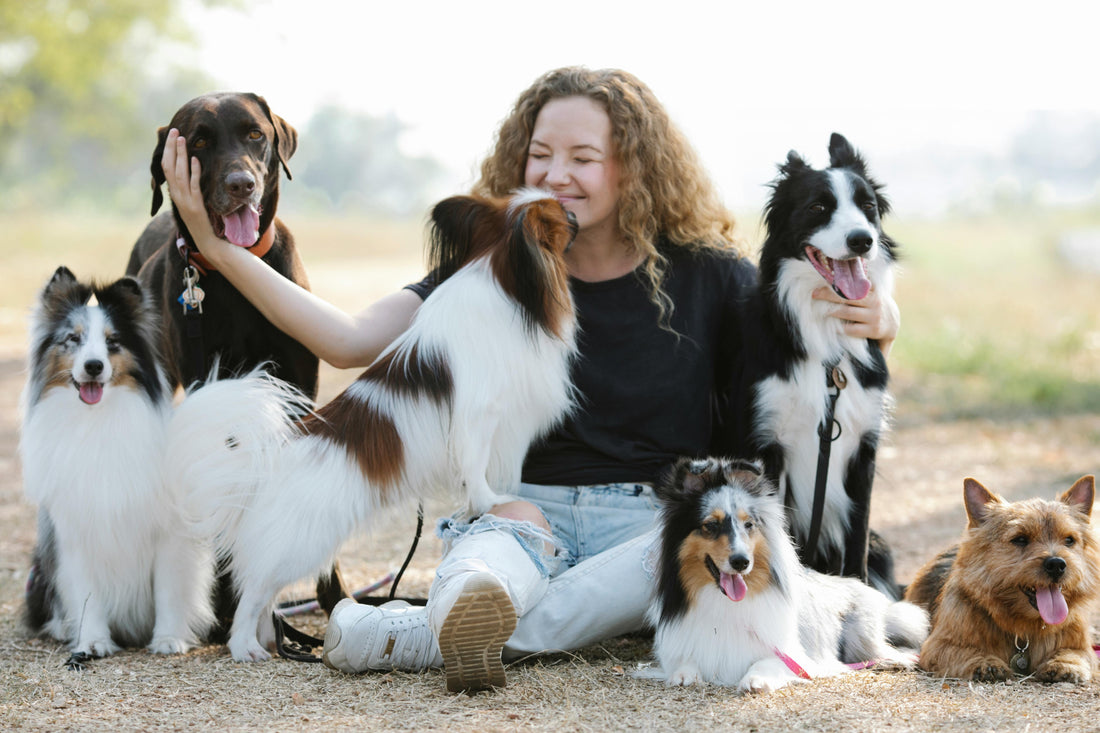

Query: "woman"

xmin=162 ymin=67 xmax=898 ymax=693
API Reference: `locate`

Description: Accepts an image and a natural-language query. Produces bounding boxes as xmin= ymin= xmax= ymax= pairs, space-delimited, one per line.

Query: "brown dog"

xmin=125 ymin=93 xmax=345 ymax=625
xmin=125 ymin=92 xmax=318 ymax=398
xmin=905 ymin=476 xmax=1099 ymax=683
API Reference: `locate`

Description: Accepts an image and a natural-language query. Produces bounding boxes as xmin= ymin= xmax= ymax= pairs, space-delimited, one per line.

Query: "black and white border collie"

xmin=20 ymin=267 xmax=214 ymax=662
xmin=648 ymin=457 xmax=926 ymax=692
xmin=164 ymin=189 xmax=579 ymax=662
xmin=732 ymin=133 xmax=900 ymax=597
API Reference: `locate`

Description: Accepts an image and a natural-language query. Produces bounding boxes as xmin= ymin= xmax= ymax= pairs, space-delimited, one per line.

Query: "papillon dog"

xmin=20 ymin=267 xmax=213 ymax=663
xmin=649 ymin=457 xmax=926 ymax=693
xmin=718 ymin=133 xmax=901 ymax=598
xmin=164 ymin=188 xmax=579 ymax=661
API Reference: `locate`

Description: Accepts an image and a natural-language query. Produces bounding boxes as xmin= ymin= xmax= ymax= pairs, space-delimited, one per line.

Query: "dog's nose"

xmin=847 ymin=230 xmax=873 ymax=255
xmin=729 ymin=555 xmax=750 ymax=573
xmin=226 ymin=171 xmax=256 ymax=198
xmin=1043 ymin=556 xmax=1066 ymax=581
xmin=84 ymin=359 xmax=103 ymax=377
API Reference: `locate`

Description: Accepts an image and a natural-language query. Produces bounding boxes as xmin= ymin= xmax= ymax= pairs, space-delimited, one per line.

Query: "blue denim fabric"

xmin=435 ymin=481 xmax=659 ymax=579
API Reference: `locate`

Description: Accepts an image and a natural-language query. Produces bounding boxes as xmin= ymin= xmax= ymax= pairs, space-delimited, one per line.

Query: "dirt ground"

xmin=2 ymin=342 xmax=1100 ymax=731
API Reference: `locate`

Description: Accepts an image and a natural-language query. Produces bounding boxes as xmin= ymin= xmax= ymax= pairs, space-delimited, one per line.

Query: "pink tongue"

xmin=222 ymin=205 xmax=260 ymax=247
xmin=78 ymin=382 xmax=103 ymax=405
xmin=832 ymin=257 xmax=871 ymax=301
xmin=1036 ymin=586 xmax=1069 ymax=625
xmin=719 ymin=572 xmax=748 ymax=602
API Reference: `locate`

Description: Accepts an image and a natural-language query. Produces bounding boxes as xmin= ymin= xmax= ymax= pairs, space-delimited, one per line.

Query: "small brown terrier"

xmin=905 ymin=475 xmax=1099 ymax=683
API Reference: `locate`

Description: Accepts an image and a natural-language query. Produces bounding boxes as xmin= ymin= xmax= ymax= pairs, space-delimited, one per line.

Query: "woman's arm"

xmin=813 ymin=285 xmax=900 ymax=358
xmin=161 ymin=128 xmax=420 ymax=369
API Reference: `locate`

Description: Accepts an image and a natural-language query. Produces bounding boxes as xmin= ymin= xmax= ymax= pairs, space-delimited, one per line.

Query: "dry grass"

xmin=2 ymin=212 xmax=1100 ymax=731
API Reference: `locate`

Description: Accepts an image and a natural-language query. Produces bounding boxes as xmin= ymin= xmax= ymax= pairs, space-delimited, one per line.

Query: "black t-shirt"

xmin=404 ymin=243 xmax=757 ymax=486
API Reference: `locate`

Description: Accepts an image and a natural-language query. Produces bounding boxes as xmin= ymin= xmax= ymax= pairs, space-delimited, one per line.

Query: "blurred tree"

xmin=296 ymin=105 xmax=445 ymax=217
xmin=0 ymin=0 xmax=234 ymax=209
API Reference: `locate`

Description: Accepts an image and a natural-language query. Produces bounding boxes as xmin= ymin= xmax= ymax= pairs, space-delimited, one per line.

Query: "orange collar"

xmin=177 ymin=224 xmax=276 ymax=275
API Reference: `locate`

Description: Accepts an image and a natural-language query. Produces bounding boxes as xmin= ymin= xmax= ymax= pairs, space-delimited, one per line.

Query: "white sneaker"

xmin=435 ymin=572 xmax=517 ymax=693
xmin=322 ymin=598 xmax=442 ymax=673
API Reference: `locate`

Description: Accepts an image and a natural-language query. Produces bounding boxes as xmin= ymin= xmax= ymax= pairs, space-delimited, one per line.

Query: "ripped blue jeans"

xmin=435 ymin=481 xmax=661 ymax=657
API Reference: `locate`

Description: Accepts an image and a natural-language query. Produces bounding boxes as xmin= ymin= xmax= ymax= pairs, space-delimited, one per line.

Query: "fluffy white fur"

xmin=165 ymin=193 xmax=578 ymax=661
xmin=20 ymin=272 xmax=213 ymax=658
xmin=650 ymin=460 xmax=926 ymax=693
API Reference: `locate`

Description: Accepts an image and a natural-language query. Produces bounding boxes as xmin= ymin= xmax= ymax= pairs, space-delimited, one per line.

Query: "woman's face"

xmin=524 ymin=96 xmax=621 ymax=238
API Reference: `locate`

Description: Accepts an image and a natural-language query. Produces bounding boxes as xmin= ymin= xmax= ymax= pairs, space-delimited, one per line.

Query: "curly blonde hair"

xmin=474 ymin=66 xmax=744 ymax=323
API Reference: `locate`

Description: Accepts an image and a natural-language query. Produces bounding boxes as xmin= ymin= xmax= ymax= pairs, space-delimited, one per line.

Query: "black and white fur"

xmin=20 ymin=267 xmax=213 ymax=659
xmin=164 ymin=189 xmax=579 ymax=662
xmin=727 ymin=133 xmax=899 ymax=596
xmin=649 ymin=457 xmax=926 ymax=692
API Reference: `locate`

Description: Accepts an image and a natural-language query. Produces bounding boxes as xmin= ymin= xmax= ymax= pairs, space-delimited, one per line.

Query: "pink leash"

xmin=773 ymin=647 xmax=879 ymax=680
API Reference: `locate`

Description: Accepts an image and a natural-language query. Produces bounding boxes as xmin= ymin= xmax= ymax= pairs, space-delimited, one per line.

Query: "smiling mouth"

xmin=1022 ymin=585 xmax=1069 ymax=625
xmin=804 ymin=246 xmax=871 ymax=301
xmin=74 ymin=379 xmax=104 ymax=405
xmin=210 ymin=204 xmax=261 ymax=247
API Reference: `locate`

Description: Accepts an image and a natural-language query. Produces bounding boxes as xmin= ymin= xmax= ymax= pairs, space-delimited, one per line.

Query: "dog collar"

xmin=175 ymin=224 xmax=276 ymax=275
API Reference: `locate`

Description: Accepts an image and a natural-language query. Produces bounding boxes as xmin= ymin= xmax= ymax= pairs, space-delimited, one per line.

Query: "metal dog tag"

xmin=1009 ymin=650 xmax=1030 ymax=675
xmin=180 ymin=266 xmax=205 ymax=314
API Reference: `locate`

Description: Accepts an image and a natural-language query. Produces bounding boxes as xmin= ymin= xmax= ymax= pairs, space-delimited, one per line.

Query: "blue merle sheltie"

xmin=20 ymin=267 xmax=214 ymax=661
xmin=649 ymin=457 xmax=926 ymax=692
xmin=717 ymin=133 xmax=901 ymax=598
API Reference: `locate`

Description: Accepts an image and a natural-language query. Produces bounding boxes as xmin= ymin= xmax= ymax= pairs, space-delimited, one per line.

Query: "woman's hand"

xmin=160 ymin=128 xmax=228 ymax=262
xmin=813 ymin=284 xmax=900 ymax=357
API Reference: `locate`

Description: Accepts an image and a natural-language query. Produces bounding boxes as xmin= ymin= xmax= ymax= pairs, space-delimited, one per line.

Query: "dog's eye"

xmin=105 ymin=336 xmax=121 ymax=354
xmin=861 ymin=201 xmax=877 ymax=213
xmin=1010 ymin=535 xmax=1029 ymax=548
xmin=700 ymin=521 xmax=720 ymax=538
xmin=192 ymin=137 xmax=208 ymax=150
xmin=248 ymin=129 xmax=263 ymax=141
xmin=809 ymin=203 xmax=826 ymax=214
xmin=743 ymin=520 xmax=754 ymax=531
xmin=1065 ymin=535 xmax=1076 ymax=546
xmin=63 ymin=333 xmax=81 ymax=347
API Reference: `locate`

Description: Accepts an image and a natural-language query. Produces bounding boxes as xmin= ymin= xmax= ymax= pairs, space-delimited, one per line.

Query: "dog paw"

xmin=739 ymin=674 xmax=789 ymax=694
xmin=1034 ymin=660 xmax=1091 ymax=685
xmin=75 ymin=638 xmax=119 ymax=658
xmin=229 ymin=636 xmax=271 ymax=662
xmin=666 ymin=668 xmax=701 ymax=686
xmin=149 ymin=636 xmax=193 ymax=655
xmin=971 ymin=661 xmax=1012 ymax=683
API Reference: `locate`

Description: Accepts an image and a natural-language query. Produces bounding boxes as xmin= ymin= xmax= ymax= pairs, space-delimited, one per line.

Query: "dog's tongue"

xmin=78 ymin=382 xmax=103 ymax=405
xmin=833 ymin=257 xmax=871 ymax=301
xmin=1036 ymin=586 xmax=1069 ymax=625
xmin=720 ymin=572 xmax=748 ymax=602
xmin=222 ymin=205 xmax=260 ymax=247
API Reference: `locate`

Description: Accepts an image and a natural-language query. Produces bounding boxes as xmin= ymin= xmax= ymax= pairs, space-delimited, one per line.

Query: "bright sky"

xmin=184 ymin=0 xmax=1100 ymax=215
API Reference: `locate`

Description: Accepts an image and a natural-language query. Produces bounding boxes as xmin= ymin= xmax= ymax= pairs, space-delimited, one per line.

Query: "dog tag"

xmin=179 ymin=285 xmax=205 ymax=313
xmin=1009 ymin=650 xmax=1030 ymax=675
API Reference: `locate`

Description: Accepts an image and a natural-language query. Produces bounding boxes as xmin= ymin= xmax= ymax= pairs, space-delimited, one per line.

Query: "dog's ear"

xmin=1060 ymin=475 xmax=1095 ymax=519
xmin=828 ymin=132 xmax=869 ymax=176
xmin=780 ymin=150 xmax=809 ymax=177
xmin=41 ymin=266 xmax=90 ymax=317
xmin=150 ymin=125 xmax=170 ymax=216
xmin=963 ymin=477 xmax=1005 ymax=528
xmin=100 ymin=275 xmax=145 ymax=309
xmin=251 ymin=93 xmax=297 ymax=180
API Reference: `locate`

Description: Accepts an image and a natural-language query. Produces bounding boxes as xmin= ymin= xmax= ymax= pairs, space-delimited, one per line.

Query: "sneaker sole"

xmin=437 ymin=574 xmax=516 ymax=694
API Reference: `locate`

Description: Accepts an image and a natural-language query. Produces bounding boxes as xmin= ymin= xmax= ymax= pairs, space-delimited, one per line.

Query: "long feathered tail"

xmin=885 ymin=599 xmax=930 ymax=650
xmin=165 ymin=368 xmax=313 ymax=553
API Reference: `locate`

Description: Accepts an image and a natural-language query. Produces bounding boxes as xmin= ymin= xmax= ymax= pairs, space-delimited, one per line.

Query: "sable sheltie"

xmin=649 ymin=457 xmax=926 ymax=693
xmin=164 ymin=189 xmax=579 ymax=661
xmin=20 ymin=267 xmax=213 ymax=661
xmin=721 ymin=133 xmax=900 ymax=597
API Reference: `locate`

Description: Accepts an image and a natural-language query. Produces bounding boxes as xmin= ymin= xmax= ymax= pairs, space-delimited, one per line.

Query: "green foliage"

xmin=0 ymin=0 xmax=234 ymax=208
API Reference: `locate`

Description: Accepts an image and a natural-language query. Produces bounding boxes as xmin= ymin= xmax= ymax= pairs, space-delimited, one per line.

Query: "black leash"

xmin=274 ymin=503 xmax=427 ymax=663
xmin=805 ymin=365 xmax=847 ymax=560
